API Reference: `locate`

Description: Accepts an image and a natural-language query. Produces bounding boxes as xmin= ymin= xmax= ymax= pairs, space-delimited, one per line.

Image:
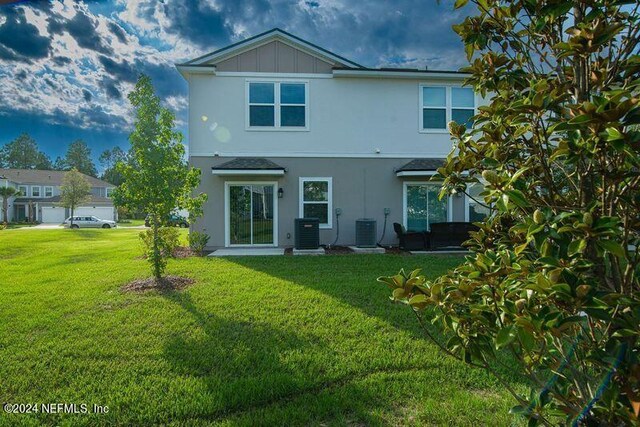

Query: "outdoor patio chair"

xmin=393 ymin=223 xmax=428 ymax=251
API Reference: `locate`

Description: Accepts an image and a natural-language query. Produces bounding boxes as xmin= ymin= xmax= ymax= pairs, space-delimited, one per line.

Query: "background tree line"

xmin=0 ymin=133 xmax=126 ymax=185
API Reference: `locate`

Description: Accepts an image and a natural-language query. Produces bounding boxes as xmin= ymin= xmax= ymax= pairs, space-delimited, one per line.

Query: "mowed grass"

xmin=0 ymin=229 xmax=523 ymax=426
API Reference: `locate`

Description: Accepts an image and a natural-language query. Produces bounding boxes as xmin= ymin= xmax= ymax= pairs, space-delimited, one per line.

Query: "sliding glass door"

xmin=404 ymin=183 xmax=449 ymax=231
xmin=227 ymin=183 xmax=276 ymax=246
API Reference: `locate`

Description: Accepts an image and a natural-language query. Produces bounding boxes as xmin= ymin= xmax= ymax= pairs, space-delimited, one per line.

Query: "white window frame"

xmin=299 ymin=177 xmax=333 ymax=229
xmin=31 ymin=186 xmax=41 ymax=197
xmin=18 ymin=185 xmax=28 ymax=196
xmin=246 ymin=79 xmax=309 ymax=131
xmin=224 ymin=181 xmax=279 ymax=248
xmin=419 ymin=84 xmax=476 ymax=133
xmin=464 ymin=181 xmax=492 ymax=222
xmin=106 ymin=188 xmax=114 ymax=198
xmin=402 ymin=182 xmax=453 ymax=231
xmin=44 ymin=186 xmax=53 ymax=197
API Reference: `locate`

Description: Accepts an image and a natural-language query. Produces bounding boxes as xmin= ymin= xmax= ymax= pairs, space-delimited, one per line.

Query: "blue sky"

xmin=0 ymin=0 xmax=470 ymax=165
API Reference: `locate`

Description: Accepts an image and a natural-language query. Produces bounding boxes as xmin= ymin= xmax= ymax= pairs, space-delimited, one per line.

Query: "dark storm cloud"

xmin=52 ymin=56 xmax=71 ymax=66
xmin=44 ymin=77 xmax=56 ymax=89
xmin=108 ymin=21 xmax=127 ymax=43
xmin=102 ymin=78 xmax=122 ymax=99
xmin=98 ymin=55 xmax=138 ymax=82
xmin=49 ymin=9 xmax=112 ymax=55
xmin=0 ymin=44 xmax=19 ymax=61
xmin=161 ymin=1 xmax=234 ymax=49
xmin=79 ymin=105 xmax=127 ymax=128
xmin=0 ymin=6 xmax=51 ymax=61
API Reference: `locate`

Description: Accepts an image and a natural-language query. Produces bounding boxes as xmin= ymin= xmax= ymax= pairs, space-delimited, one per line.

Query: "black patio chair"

xmin=393 ymin=223 xmax=428 ymax=251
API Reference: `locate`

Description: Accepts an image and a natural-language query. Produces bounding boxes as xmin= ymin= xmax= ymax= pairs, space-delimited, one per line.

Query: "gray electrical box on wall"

xmin=355 ymin=219 xmax=377 ymax=247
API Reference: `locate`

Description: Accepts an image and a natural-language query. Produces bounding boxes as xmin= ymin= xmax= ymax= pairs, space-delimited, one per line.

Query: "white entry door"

xmin=225 ymin=183 xmax=277 ymax=247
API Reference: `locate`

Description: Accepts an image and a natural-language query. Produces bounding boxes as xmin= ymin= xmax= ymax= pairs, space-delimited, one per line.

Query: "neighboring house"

xmin=178 ymin=28 xmax=490 ymax=249
xmin=0 ymin=168 xmax=117 ymax=223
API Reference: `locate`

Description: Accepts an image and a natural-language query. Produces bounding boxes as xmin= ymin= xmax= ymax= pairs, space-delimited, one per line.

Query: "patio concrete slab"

xmin=208 ymin=248 xmax=285 ymax=257
xmin=293 ymin=248 xmax=325 ymax=255
xmin=410 ymin=250 xmax=470 ymax=255
xmin=348 ymin=246 xmax=385 ymax=254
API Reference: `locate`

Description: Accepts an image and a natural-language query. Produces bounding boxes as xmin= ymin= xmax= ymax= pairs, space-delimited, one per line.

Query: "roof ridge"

xmin=181 ymin=27 xmax=364 ymax=69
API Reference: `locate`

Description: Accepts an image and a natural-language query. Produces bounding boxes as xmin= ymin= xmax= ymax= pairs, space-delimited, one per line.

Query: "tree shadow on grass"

xmin=161 ymin=291 xmax=323 ymax=420
xmin=225 ymin=255 xmax=460 ymax=340
xmin=223 ymin=255 xmax=531 ymax=389
xmin=160 ymin=290 xmax=433 ymax=424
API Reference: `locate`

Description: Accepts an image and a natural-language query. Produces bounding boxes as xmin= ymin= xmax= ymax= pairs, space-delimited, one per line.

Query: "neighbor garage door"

xmin=41 ymin=206 xmax=67 ymax=224
xmin=75 ymin=207 xmax=115 ymax=221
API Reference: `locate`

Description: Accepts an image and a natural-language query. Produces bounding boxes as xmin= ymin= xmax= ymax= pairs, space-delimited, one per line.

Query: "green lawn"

xmin=3 ymin=222 xmax=37 ymax=229
xmin=116 ymin=219 xmax=146 ymax=227
xmin=0 ymin=229 xmax=523 ymax=426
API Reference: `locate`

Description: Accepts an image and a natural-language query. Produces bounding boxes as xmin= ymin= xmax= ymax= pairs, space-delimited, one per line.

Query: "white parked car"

xmin=63 ymin=216 xmax=117 ymax=229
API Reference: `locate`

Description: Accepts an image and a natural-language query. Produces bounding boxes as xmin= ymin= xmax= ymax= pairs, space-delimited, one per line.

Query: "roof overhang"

xmin=332 ymin=69 xmax=469 ymax=80
xmin=396 ymin=170 xmax=439 ymax=177
xmin=176 ymin=65 xmax=217 ymax=79
xmin=211 ymin=169 xmax=286 ymax=176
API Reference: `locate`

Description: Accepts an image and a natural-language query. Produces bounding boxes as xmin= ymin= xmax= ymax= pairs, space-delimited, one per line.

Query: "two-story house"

xmin=178 ymin=28 xmax=489 ymax=250
xmin=0 ymin=168 xmax=117 ymax=223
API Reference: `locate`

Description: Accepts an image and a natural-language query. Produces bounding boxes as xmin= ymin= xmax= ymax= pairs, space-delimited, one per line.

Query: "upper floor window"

xmin=247 ymin=81 xmax=308 ymax=130
xmin=420 ymin=85 xmax=475 ymax=131
xmin=44 ymin=186 xmax=53 ymax=197
xmin=18 ymin=185 xmax=27 ymax=196
xmin=31 ymin=186 xmax=41 ymax=197
xmin=106 ymin=188 xmax=114 ymax=198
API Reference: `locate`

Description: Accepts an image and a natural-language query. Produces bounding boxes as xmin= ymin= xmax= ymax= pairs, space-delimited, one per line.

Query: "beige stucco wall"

xmin=190 ymin=156 xmax=468 ymax=249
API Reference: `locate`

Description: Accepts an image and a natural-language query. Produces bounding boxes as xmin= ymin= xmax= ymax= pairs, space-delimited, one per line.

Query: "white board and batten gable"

xmin=178 ymin=28 xmax=362 ymax=77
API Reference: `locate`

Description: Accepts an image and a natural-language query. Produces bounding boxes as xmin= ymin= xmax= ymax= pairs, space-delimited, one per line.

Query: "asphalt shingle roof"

xmin=396 ymin=158 xmax=445 ymax=172
xmin=13 ymin=195 xmax=113 ymax=205
xmin=212 ymin=158 xmax=285 ymax=171
xmin=0 ymin=168 xmax=114 ymax=187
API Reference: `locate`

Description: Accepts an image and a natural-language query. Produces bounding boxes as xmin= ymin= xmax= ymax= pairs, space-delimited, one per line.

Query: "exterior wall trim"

xmin=395 ymin=171 xmax=439 ymax=177
xmin=212 ymin=169 xmax=285 ymax=176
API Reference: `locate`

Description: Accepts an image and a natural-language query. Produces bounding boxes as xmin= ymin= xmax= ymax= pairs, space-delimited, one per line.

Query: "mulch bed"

xmin=173 ymin=246 xmax=197 ymax=258
xmin=121 ymin=276 xmax=195 ymax=293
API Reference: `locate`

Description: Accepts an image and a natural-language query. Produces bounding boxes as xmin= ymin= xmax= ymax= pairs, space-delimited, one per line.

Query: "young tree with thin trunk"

xmin=0 ymin=186 xmax=19 ymax=224
xmin=381 ymin=1 xmax=639 ymax=425
xmin=113 ymin=75 xmax=206 ymax=280
xmin=60 ymin=169 xmax=91 ymax=228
